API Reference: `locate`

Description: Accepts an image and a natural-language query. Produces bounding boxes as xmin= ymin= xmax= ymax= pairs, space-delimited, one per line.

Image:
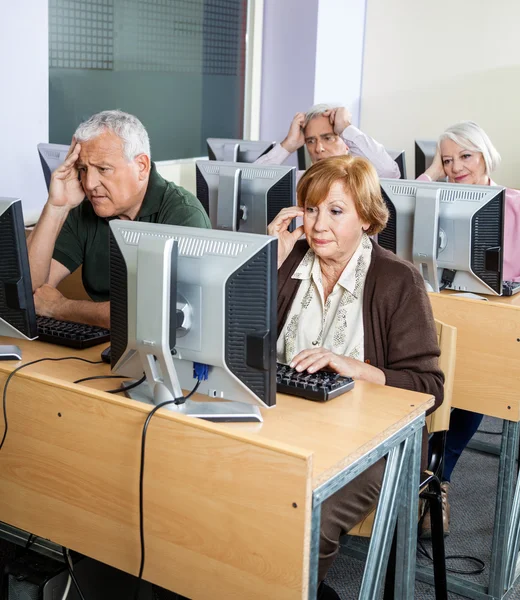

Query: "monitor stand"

xmin=413 ymin=187 xmax=440 ymax=292
xmin=125 ymin=380 xmax=263 ymax=423
xmin=0 ymin=345 xmax=22 ymax=361
xmin=1 ymin=318 xmax=36 ymax=358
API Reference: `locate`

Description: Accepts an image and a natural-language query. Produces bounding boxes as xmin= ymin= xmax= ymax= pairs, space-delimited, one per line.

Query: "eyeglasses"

xmin=305 ymin=133 xmax=340 ymax=149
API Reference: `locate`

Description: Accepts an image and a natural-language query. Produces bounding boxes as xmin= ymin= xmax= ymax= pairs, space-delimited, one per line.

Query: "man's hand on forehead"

xmin=323 ymin=107 xmax=352 ymax=135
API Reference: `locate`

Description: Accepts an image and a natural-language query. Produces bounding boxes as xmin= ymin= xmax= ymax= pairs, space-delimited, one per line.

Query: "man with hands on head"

xmin=268 ymin=154 xmax=443 ymax=600
xmin=256 ymin=103 xmax=400 ymax=180
xmin=27 ymin=110 xmax=210 ymax=329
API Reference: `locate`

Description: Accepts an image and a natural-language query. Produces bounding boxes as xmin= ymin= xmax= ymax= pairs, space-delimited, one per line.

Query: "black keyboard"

xmin=276 ymin=362 xmax=355 ymax=402
xmin=36 ymin=316 xmax=110 ymax=349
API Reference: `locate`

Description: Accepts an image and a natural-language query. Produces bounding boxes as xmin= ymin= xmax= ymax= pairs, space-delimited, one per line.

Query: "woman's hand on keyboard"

xmin=290 ymin=347 xmax=386 ymax=385
xmin=290 ymin=348 xmax=361 ymax=379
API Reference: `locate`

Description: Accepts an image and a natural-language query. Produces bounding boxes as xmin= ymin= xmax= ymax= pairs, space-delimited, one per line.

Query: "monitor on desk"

xmin=37 ymin=143 xmax=70 ymax=191
xmin=196 ymin=160 xmax=296 ymax=233
xmin=386 ymin=149 xmax=407 ymax=179
xmin=0 ymin=198 xmax=38 ymax=354
xmin=414 ymin=139 xmax=438 ymax=179
xmin=207 ymin=138 xmax=275 ymax=163
xmin=378 ymin=178 xmax=505 ymax=295
xmin=297 ymin=145 xmax=312 ymax=171
xmin=109 ymin=221 xmax=278 ymax=421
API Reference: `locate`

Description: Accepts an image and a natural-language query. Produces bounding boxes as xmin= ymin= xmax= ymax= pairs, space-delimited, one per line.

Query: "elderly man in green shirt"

xmin=27 ymin=110 xmax=210 ymax=329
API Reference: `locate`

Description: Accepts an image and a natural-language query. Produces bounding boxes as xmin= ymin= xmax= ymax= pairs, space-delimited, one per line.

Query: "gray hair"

xmin=303 ymin=103 xmax=343 ymax=130
xmin=74 ymin=110 xmax=151 ymax=161
xmin=439 ymin=121 xmax=501 ymax=176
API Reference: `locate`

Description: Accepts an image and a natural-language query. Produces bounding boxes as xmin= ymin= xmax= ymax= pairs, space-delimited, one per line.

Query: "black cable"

xmin=62 ymin=547 xmax=87 ymax=600
xmin=1 ymin=357 xmax=103 ymax=452
xmin=417 ymin=538 xmax=485 ymax=575
xmin=106 ymin=374 xmax=147 ymax=394
xmin=73 ymin=374 xmax=128 ymax=385
xmin=73 ymin=373 xmax=147 ymax=393
xmin=134 ymin=379 xmax=201 ymax=600
xmin=25 ymin=533 xmax=37 ymax=550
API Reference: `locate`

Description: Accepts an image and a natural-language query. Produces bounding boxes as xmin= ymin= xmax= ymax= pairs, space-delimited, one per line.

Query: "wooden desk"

xmin=0 ymin=339 xmax=433 ymax=599
xmin=424 ymin=291 xmax=520 ymax=600
xmin=429 ymin=291 xmax=520 ymax=420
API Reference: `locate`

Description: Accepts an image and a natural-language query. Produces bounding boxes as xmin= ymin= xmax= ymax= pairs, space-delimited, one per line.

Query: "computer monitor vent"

xmin=440 ymin=189 xmax=488 ymax=203
xmin=389 ymin=184 xmax=417 ymax=196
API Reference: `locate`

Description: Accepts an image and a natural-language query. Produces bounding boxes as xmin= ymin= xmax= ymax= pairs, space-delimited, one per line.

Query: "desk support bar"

xmin=0 ymin=522 xmax=64 ymax=562
xmin=416 ymin=419 xmax=520 ymax=600
xmin=506 ymin=460 xmax=520 ymax=588
xmin=359 ymin=429 xmax=417 ymax=599
xmin=490 ymin=420 xmax=520 ymax=597
xmin=309 ymin=415 xmax=425 ymax=600
xmin=394 ymin=425 xmax=423 ymax=596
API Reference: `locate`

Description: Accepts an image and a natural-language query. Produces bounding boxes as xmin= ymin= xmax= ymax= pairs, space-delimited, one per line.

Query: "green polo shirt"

xmin=53 ymin=162 xmax=211 ymax=301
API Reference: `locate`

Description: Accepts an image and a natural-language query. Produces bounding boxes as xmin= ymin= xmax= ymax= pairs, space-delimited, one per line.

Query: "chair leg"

xmin=422 ymin=479 xmax=448 ymax=600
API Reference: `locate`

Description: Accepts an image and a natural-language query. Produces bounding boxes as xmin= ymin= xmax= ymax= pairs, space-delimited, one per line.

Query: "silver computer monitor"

xmin=414 ymin=139 xmax=437 ymax=179
xmin=0 ymin=198 xmax=38 ymax=355
xmin=37 ymin=143 xmax=70 ymax=190
xmin=196 ymin=160 xmax=296 ymax=234
xmin=378 ymin=178 xmax=505 ymax=295
xmin=108 ymin=221 xmax=278 ymax=421
xmin=386 ymin=149 xmax=407 ymax=179
xmin=207 ymin=138 xmax=275 ymax=163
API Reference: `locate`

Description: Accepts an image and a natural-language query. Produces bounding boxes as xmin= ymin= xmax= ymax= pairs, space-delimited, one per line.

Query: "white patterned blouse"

xmin=276 ymin=233 xmax=373 ymax=365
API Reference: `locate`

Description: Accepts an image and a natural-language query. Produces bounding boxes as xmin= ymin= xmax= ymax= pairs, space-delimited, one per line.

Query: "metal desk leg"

xmin=309 ymin=502 xmax=321 ymax=599
xmin=506 ymin=464 xmax=520 ymax=589
xmin=309 ymin=417 xmax=424 ymax=600
xmin=392 ymin=427 xmax=422 ymax=598
xmin=416 ymin=420 xmax=520 ymax=600
xmin=358 ymin=437 xmax=410 ymax=598
xmin=489 ymin=420 xmax=520 ymax=598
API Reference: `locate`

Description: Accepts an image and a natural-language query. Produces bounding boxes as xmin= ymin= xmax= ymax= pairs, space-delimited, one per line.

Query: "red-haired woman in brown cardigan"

xmin=268 ymin=154 xmax=444 ymax=600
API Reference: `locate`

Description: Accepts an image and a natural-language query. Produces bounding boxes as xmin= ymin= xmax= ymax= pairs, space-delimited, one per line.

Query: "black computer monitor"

xmin=297 ymin=146 xmax=311 ymax=171
xmin=207 ymin=138 xmax=275 ymax=163
xmin=414 ymin=140 xmax=437 ymax=179
xmin=37 ymin=143 xmax=69 ymax=190
xmin=386 ymin=149 xmax=407 ymax=179
xmin=378 ymin=178 xmax=505 ymax=295
xmin=0 ymin=198 xmax=38 ymax=355
xmin=108 ymin=222 xmax=278 ymax=421
xmin=195 ymin=160 xmax=296 ymax=233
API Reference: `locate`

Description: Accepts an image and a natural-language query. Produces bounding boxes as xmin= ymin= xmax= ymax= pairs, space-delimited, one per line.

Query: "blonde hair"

xmin=297 ymin=155 xmax=389 ymax=236
xmin=439 ymin=121 xmax=501 ymax=176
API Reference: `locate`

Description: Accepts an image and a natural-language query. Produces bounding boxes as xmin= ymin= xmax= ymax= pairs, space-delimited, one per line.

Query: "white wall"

xmin=314 ymin=0 xmax=366 ymax=126
xmin=259 ymin=0 xmax=319 ymax=166
xmin=259 ymin=0 xmax=367 ymax=164
xmin=156 ymin=157 xmax=207 ymax=197
xmin=361 ymin=0 xmax=520 ymax=187
xmin=0 ymin=1 xmax=49 ymax=222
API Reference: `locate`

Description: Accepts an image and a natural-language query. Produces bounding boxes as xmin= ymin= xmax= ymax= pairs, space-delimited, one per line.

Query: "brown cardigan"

xmin=278 ymin=239 xmax=444 ymax=466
